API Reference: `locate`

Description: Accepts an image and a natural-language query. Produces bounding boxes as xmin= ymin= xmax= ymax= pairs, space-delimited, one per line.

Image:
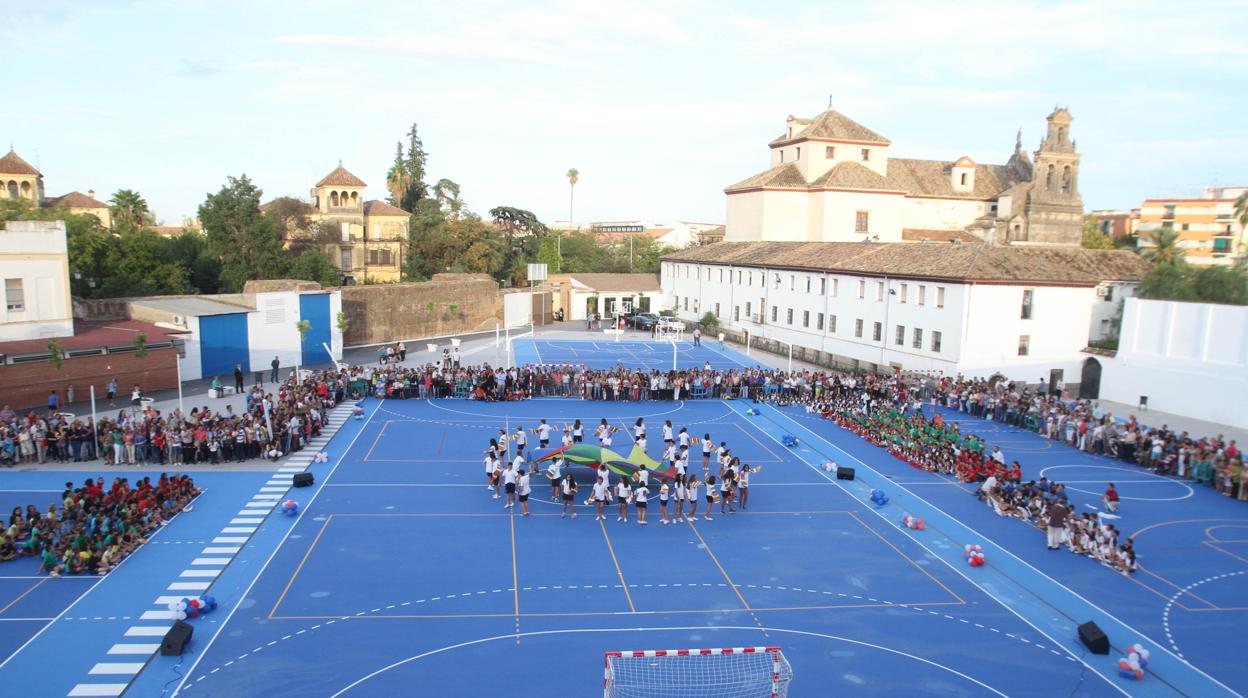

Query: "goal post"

xmin=604 ymin=646 xmax=792 ymax=698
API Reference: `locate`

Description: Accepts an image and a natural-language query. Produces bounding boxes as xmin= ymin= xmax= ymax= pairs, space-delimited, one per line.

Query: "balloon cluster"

xmin=167 ymin=596 xmax=218 ymax=620
xmin=281 ymin=499 xmax=300 ymax=516
xmin=1118 ymin=644 xmax=1150 ymax=681
xmin=964 ymin=544 xmax=985 ymax=567
xmin=781 ymin=435 xmax=799 ymax=447
xmin=353 ymin=405 xmax=365 ymax=421
xmin=744 ymin=408 xmax=759 ymax=417
xmin=902 ymin=514 xmax=926 ymax=530
xmin=314 ymin=451 xmax=330 ymax=463
xmin=821 ymin=461 xmax=837 ymax=472
xmin=869 ymin=489 xmax=889 ymax=507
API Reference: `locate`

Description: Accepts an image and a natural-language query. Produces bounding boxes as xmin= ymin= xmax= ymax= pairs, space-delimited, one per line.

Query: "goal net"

xmin=604 ymin=646 xmax=792 ymax=698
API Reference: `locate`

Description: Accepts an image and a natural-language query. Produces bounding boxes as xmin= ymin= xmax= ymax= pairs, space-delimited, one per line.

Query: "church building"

xmin=724 ymin=106 xmax=1084 ymax=246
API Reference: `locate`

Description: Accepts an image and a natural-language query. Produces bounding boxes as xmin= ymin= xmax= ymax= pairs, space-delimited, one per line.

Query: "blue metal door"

xmin=199 ymin=313 xmax=250 ymax=379
xmin=299 ymin=293 xmax=332 ymax=366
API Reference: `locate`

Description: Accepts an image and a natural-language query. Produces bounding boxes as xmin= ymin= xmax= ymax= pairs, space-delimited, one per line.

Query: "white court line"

xmin=191 ymin=558 xmax=232 ymax=566
xmin=124 ymin=627 xmax=170 ymax=637
xmin=107 ymin=644 xmax=159 ymax=655
xmin=168 ymin=582 xmax=210 ymax=591
xmin=140 ymin=610 xmax=179 ymax=620
xmin=88 ymin=662 xmax=145 ymax=675
xmin=68 ymin=684 xmax=127 ymax=696
xmin=202 ymin=547 xmax=240 ymax=555
xmin=179 ymin=569 xmax=220 ymax=578
xmin=221 ymin=527 xmax=257 ymax=534
xmin=211 ymin=537 xmax=247 ymax=544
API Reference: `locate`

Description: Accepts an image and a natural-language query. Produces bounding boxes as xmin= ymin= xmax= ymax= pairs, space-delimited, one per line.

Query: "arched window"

xmin=1045 ymin=165 xmax=1055 ymax=190
xmin=1061 ymin=166 xmax=1071 ymax=194
xmin=5 ymin=181 xmax=16 ymax=198
xmin=1058 ymin=127 xmax=1066 ymax=143
xmin=350 ymin=191 xmax=358 ymax=204
xmin=330 ymin=191 xmax=340 ymax=207
xmin=19 ymin=181 xmax=31 ymax=198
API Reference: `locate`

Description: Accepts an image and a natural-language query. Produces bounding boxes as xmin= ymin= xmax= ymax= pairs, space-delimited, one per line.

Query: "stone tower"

xmin=1020 ymin=107 xmax=1083 ymax=245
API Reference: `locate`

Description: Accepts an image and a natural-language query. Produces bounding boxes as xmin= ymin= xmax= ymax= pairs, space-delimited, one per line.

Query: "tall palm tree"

xmin=1143 ymin=225 xmax=1184 ymax=265
xmin=109 ymin=189 xmax=150 ymax=232
xmin=386 ymin=164 xmax=411 ymax=208
xmin=1235 ymin=191 xmax=1247 ymax=228
xmin=566 ymin=168 xmax=579 ymax=225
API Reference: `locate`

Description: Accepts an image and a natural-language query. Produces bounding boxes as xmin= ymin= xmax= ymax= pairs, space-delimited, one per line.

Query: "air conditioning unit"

xmin=1095 ymin=286 xmax=1109 ymax=298
xmin=170 ymin=314 xmax=187 ymax=327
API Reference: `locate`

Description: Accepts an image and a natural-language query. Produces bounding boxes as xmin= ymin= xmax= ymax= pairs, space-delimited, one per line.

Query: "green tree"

xmin=1137 ymin=262 xmax=1195 ymax=301
xmin=1188 ymin=264 xmax=1248 ymax=305
xmin=1142 ymin=226 xmax=1184 ymax=265
xmin=398 ymin=123 xmax=429 ymax=211
xmin=264 ymin=196 xmax=312 ymax=241
xmin=108 ymin=189 xmax=152 ymax=232
xmin=386 ymin=142 xmax=410 ymax=206
xmin=167 ymin=231 xmax=222 ymax=294
xmin=489 ymin=206 xmax=545 ymax=286
xmin=1081 ymin=215 xmax=1115 ymax=249
xmin=199 ymin=175 xmax=290 ymax=292
xmin=433 ymin=178 xmax=464 ymax=217
xmin=290 ymin=249 xmax=340 ymax=287
xmin=536 ymin=234 xmax=561 ymax=274
xmin=95 ymin=229 xmax=190 ymax=297
xmin=1235 ymin=191 xmax=1248 ymax=229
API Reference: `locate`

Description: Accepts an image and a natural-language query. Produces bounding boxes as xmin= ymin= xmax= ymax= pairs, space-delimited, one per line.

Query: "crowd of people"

xmin=1 ymin=474 xmax=200 ymax=576
xmin=480 ymin=417 xmax=761 ymax=525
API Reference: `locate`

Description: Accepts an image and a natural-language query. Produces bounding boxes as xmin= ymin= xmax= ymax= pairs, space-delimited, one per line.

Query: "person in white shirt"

xmin=673 ymin=475 xmax=687 ymax=522
xmin=592 ymin=476 xmax=610 ymax=521
xmin=701 ymin=435 xmax=714 ymax=472
xmin=615 ymin=477 xmax=632 ymax=522
xmin=533 ymin=420 xmax=553 ymax=449
xmin=516 ymin=469 xmax=532 ymax=517
xmin=676 ymin=447 xmax=689 ymax=477
xmin=513 ymin=426 xmax=528 ymax=458
xmin=560 ymin=475 xmax=578 ymax=519
xmin=719 ymin=464 xmax=736 ymax=514
xmin=546 ymin=456 xmax=564 ymax=500
xmin=633 ymin=418 xmax=646 ymax=442
xmin=678 ymin=428 xmax=690 ymax=449
xmin=572 ymin=420 xmax=584 ymax=444
xmin=658 ymin=480 xmax=670 ymax=524
xmin=703 ymin=475 xmax=717 ymax=520
xmin=685 ymin=475 xmax=701 ymax=519
xmin=633 ymin=480 xmax=649 ymax=524
xmin=602 ymin=426 xmax=615 ymax=450
xmin=561 ymin=426 xmax=573 ymax=449
xmin=738 ymin=464 xmax=760 ymax=510
xmin=636 ymin=465 xmax=650 ymax=488
xmin=503 ymin=459 xmax=520 ymax=509
xmin=663 ymin=443 xmax=677 ymax=470
xmin=662 ymin=420 xmax=674 ymax=445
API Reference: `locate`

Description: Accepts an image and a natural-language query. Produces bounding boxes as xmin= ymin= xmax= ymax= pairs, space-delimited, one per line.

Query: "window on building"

xmin=857 ymin=279 xmax=865 ymax=298
xmin=718 ymin=269 xmax=723 ymax=282
xmin=932 ymin=331 xmax=942 ymax=353
xmin=829 ymin=315 xmax=837 ymax=334
xmin=714 ymin=303 xmax=720 ymax=318
xmin=340 ymin=249 xmax=352 ymax=269
xmin=876 ymin=281 xmax=884 ymax=301
xmin=832 ymin=278 xmax=839 ymax=297
xmin=936 ymin=286 xmax=945 ymax=308
xmin=4 ymin=278 xmax=24 ymax=312
xmin=734 ymin=306 xmax=740 ymax=321
xmin=917 ymin=285 xmax=926 ymax=306
xmin=1181 ymin=223 xmax=1190 ymax=231
xmin=960 ymin=172 xmax=968 ymax=186
xmin=367 ymin=249 xmax=393 ymax=265
xmin=861 ymin=148 xmax=870 ymax=161
xmin=816 ymin=313 xmax=824 ymax=330
xmin=855 ymin=319 xmax=863 ymax=338
xmin=913 ymin=327 xmax=923 ymax=349
xmin=819 ymin=277 xmax=826 ymax=295
xmin=856 ymin=210 xmax=870 ymax=233
xmin=370 ymin=223 xmax=379 ymax=240
xmin=899 ymin=283 xmax=908 ymax=303
xmin=1104 ymin=286 xmax=1114 ymax=302
xmin=873 ymin=322 xmax=882 ymax=341
xmin=805 ymin=276 xmax=811 ymax=293
xmin=1018 ymin=335 xmax=1030 ymax=356
xmin=1021 ymin=289 xmax=1033 ymax=319
xmin=789 ymin=274 xmax=795 ymax=291
xmin=825 ymin=146 xmax=836 ymax=159
xmin=745 ymin=301 xmax=751 ymax=317
xmin=779 ymin=151 xmax=785 ymax=163
xmin=895 ymin=325 xmax=905 ymax=345
xmin=771 ymin=306 xmax=778 ymax=322
xmin=774 ymin=274 xmax=781 ymax=289
xmin=796 ymin=147 xmax=801 ymax=160
xmin=683 ymin=297 xmax=689 ymax=311
xmin=802 ymin=310 xmax=809 ymax=327
xmin=1214 ymin=238 xmax=1231 ymax=253
xmin=340 ymin=221 xmax=350 ymax=242
xmin=787 ymin=308 xmax=794 ymax=325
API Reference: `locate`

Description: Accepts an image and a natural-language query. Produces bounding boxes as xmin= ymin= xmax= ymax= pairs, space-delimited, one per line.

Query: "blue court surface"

xmin=0 ymin=340 xmax=1242 ymax=697
xmin=513 ymin=337 xmax=760 ymax=370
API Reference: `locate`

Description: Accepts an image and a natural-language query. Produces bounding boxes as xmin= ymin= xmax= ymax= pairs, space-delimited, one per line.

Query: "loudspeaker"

xmin=1078 ymin=621 xmax=1109 ymax=655
xmin=293 ymin=472 xmax=314 ymax=488
xmin=836 ymin=466 xmax=855 ymax=481
xmin=161 ymin=620 xmax=193 ymax=656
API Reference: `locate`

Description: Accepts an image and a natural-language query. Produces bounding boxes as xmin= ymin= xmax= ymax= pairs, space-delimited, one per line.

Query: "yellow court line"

xmin=268 ymin=600 xmax=967 ymax=620
xmin=845 ymin=511 xmax=965 ymax=605
xmin=1202 ymin=541 xmax=1248 ymax=566
xmin=0 ymin=578 xmax=48 ymax=616
xmin=1137 ymin=566 xmax=1220 ymax=609
xmin=687 ymin=520 xmax=753 ymax=612
xmin=269 ymin=514 xmax=334 ymax=619
xmin=598 ymin=519 xmax=637 ymax=613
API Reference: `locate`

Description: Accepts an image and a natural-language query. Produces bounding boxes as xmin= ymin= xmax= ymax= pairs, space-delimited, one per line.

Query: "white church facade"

xmin=724 ymin=106 xmax=1084 ymax=246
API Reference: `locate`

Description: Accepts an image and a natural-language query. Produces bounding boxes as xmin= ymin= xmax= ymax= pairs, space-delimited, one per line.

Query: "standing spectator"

xmin=1046 ymin=498 xmax=1070 ymax=550
xmin=1102 ymin=483 xmax=1120 ymax=513
xmin=270 ymin=355 xmax=280 ymax=383
xmin=398 ymin=341 xmax=407 ymax=362
xmin=692 ymin=328 xmax=701 ymax=346
xmin=211 ymin=376 xmax=223 ymax=398
xmin=47 ymin=390 xmax=58 ymax=415
xmin=130 ymin=385 xmax=142 ymax=409
xmin=233 ymin=364 xmax=245 ymax=394
xmin=106 ymin=378 xmax=118 ymax=408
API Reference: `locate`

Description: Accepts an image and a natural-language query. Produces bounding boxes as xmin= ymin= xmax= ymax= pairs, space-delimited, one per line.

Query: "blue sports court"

xmin=0 ymin=339 xmax=1243 ymax=697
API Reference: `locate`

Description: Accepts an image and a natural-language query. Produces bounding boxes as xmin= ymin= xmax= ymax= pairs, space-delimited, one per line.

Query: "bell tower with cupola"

xmin=1017 ymin=107 xmax=1083 ymax=246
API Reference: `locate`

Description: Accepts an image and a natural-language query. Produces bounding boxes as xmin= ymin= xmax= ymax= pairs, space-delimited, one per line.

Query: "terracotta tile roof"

xmin=362 ymin=200 xmax=409 ymax=217
xmin=770 ymin=108 xmax=890 ymax=146
xmin=0 ymin=149 xmax=40 ymax=176
xmin=901 ymin=229 xmax=983 ymax=243
xmin=565 ymin=273 xmax=661 ymax=292
xmin=0 ymin=320 xmax=181 ymax=356
xmin=663 ymin=241 xmax=1153 ymax=285
xmin=884 ymin=158 xmax=1020 ymax=199
xmin=44 ymin=191 xmax=108 ymax=209
xmin=725 ymin=164 xmax=809 ymax=192
xmin=259 ymin=199 xmax=312 ymax=214
xmin=808 ymin=162 xmax=899 ymax=191
xmin=316 ymin=165 xmax=366 ymax=188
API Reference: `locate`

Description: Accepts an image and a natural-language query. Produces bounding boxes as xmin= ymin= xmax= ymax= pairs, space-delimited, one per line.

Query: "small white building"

xmin=662 ymin=241 xmax=1150 ymax=386
xmin=548 ymin=273 xmax=665 ymax=321
xmin=0 ymin=220 xmax=74 ymax=341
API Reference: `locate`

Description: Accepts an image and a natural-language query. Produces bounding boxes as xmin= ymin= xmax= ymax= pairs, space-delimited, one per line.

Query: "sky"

xmin=2 ymin=0 xmax=1246 ymax=226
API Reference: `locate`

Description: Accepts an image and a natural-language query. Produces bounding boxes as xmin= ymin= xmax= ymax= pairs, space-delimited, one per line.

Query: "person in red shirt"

xmin=1102 ymin=483 xmax=1120 ymax=513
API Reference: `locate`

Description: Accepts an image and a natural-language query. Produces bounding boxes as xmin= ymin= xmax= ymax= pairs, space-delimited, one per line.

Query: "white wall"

xmin=503 ymin=291 xmax=532 ymax=327
xmin=0 ymin=220 xmax=73 ymax=341
xmin=1088 ymin=282 xmax=1135 ymax=341
xmin=177 ymin=316 xmax=203 ymax=382
xmin=959 ymin=284 xmax=1095 ymax=383
xmin=817 ymin=190 xmax=904 ymax=242
xmin=328 ymin=291 xmax=344 ymax=361
xmin=247 ymin=291 xmax=303 ymax=372
xmin=901 ymin=196 xmax=990 ymax=232
xmin=1100 ymin=298 xmax=1248 ymax=428
xmin=725 ymin=192 xmax=765 ymax=241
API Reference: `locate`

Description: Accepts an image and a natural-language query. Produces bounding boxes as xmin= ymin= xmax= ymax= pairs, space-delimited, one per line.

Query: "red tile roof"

xmin=0 ymin=149 xmax=41 ymax=176
xmin=316 ymin=165 xmax=366 ymax=188
xmin=0 ymin=320 xmax=183 ymax=357
xmin=44 ymin=191 xmax=108 ymax=209
xmin=362 ymin=200 xmax=409 ymax=216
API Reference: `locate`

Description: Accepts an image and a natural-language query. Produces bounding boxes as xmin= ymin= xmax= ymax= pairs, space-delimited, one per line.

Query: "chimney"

xmin=88 ymin=189 xmax=95 ymax=199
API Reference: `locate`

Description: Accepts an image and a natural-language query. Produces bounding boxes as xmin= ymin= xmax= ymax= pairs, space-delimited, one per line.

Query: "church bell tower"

xmin=1020 ymin=107 xmax=1084 ymax=246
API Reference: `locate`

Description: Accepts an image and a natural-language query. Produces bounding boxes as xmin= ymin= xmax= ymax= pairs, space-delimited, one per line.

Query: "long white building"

xmin=662 ymin=241 xmax=1150 ymax=386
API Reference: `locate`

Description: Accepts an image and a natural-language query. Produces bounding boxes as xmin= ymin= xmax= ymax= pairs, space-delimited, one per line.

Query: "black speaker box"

xmin=293 ymin=472 xmax=314 ymax=487
xmin=161 ymin=620 xmax=193 ymax=656
xmin=836 ymin=466 xmax=855 ymax=481
xmin=1078 ymin=621 xmax=1109 ymax=654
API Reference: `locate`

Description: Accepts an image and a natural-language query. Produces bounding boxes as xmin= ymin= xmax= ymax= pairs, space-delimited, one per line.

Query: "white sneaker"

xmin=639 ymin=520 xmax=647 ymax=525
xmin=617 ymin=516 xmax=623 ymax=522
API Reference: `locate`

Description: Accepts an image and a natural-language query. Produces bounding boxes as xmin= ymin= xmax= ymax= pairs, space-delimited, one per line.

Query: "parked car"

xmin=626 ymin=312 xmax=660 ymax=329
xmin=656 ymin=316 xmax=686 ymax=332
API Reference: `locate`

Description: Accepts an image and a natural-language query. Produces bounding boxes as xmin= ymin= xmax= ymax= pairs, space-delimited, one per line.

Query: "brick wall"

xmin=0 ymin=347 xmax=178 ymax=413
xmin=340 ymin=273 xmax=502 ymax=346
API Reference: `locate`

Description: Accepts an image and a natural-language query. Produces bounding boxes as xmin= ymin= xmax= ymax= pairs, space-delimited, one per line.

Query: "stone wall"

xmin=0 ymin=347 xmax=178 ymax=413
xmin=340 ymin=273 xmax=502 ymax=346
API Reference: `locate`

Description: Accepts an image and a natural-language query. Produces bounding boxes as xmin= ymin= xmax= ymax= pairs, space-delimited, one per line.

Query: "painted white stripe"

xmin=268 ymin=474 xmax=294 ymax=479
xmin=191 ymin=558 xmax=232 ymax=566
xmin=107 ymin=643 xmax=159 ymax=654
xmin=179 ymin=569 xmax=220 ymax=578
xmin=68 ymin=684 xmax=127 ymax=696
xmin=89 ymin=662 xmax=145 ymax=675
xmin=212 ymin=536 xmax=248 ymax=543
xmin=251 ymin=494 xmax=283 ymax=500
xmin=125 ymin=626 xmax=171 ymax=637
xmin=230 ymin=518 xmax=265 ymax=525
xmin=154 ymin=596 xmax=187 ymax=606
xmin=238 ymin=510 xmax=266 ymax=517
xmin=203 ymin=547 xmax=240 ymax=554
xmin=264 ymin=481 xmax=289 ymax=486
xmin=167 ymin=582 xmax=210 ymax=591
xmin=259 ymin=487 xmax=288 ymax=493
xmin=221 ymin=527 xmax=257 ymax=534
xmin=243 ymin=501 xmax=275 ymax=508
xmin=276 ymin=468 xmax=304 ymax=473
xmin=140 ymin=610 xmax=179 ymax=620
